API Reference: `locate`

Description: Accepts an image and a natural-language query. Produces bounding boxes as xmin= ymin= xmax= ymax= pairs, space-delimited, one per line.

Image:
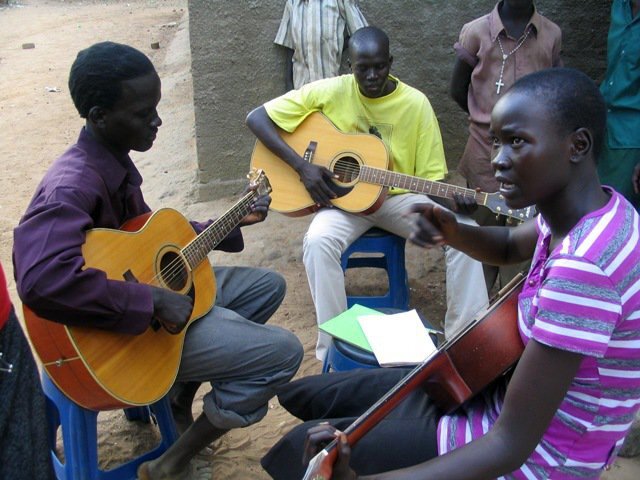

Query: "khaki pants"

xmin=303 ymin=193 xmax=489 ymax=360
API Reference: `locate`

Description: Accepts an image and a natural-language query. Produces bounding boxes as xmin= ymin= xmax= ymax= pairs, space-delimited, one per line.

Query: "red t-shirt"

xmin=0 ymin=262 xmax=11 ymax=330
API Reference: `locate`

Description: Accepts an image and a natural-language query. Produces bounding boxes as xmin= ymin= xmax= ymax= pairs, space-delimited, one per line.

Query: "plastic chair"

xmin=323 ymin=318 xmax=440 ymax=373
xmin=340 ymin=228 xmax=409 ymax=310
xmin=42 ymin=371 xmax=179 ymax=480
xmin=323 ymin=229 xmax=411 ymax=373
xmin=123 ymin=405 xmax=151 ymax=423
xmin=323 ymin=337 xmax=382 ymax=372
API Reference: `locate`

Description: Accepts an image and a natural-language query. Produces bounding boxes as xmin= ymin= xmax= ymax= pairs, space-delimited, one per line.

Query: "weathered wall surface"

xmin=189 ymin=0 xmax=611 ymax=200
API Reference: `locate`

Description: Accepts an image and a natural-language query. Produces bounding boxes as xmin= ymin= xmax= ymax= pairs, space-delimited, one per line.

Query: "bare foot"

xmin=137 ymin=459 xmax=211 ymax=480
xmin=137 ymin=458 xmax=193 ymax=480
xmin=192 ymin=456 xmax=214 ymax=479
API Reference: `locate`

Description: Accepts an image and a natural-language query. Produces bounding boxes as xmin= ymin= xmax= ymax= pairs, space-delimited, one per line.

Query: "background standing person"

xmin=0 ymin=260 xmax=55 ymax=480
xmin=449 ymin=0 xmax=562 ymax=292
xmin=600 ymin=0 xmax=640 ymax=210
xmin=248 ymin=26 xmax=488 ymax=362
xmin=275 ymin=0 xmax=368 ymax=91
xmin=609 ymin=0 xmax=640 ymax=460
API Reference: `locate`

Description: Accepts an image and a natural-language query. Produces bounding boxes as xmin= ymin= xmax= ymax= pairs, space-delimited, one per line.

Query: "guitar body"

xmin=251 ymin=113 xmax=536 ymax=223
xmin=251 ymin=112 xmax=389 ymax=216
xmin=419 ymin=278 xmax=524 ymax=413
xmin=24 ymin=208 xmax=215 ymax=410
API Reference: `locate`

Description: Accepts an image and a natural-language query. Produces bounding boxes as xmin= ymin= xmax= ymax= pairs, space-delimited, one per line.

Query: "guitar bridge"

xmin=303 ymin=141 xmax=318 ymax=164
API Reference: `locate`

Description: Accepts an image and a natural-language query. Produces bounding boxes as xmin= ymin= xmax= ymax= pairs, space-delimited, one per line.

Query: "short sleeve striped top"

xmin=438 ymin=188 xmax=640 ymax=479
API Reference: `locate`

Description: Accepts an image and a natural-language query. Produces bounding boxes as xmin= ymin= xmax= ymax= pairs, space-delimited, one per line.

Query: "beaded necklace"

xmin=495 ymin=27 xmax=531 ymax=94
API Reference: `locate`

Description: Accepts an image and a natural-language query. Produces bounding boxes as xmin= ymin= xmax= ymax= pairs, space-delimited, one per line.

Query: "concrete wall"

xmin=189 ymin=0 xmax=612 ymax=200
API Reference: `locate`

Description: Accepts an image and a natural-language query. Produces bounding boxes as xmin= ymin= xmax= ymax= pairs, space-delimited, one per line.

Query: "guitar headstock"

xmin=247 ymin=168 xmax=272 ymax=196
xmin=484 ymin=192 xmax=536 ymax=222
xmin=302 ymin=450 xmax=332 ymax=480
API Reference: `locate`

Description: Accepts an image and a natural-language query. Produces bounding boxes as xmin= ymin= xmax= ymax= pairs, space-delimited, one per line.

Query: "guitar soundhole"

xmin=333 ymin=156 xmax=360 ymax=185
xmin=159 ymin=251 xmax=189 ymax=292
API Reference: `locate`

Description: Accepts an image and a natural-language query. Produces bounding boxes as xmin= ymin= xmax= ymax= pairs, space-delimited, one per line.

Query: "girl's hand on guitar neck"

xmin=297 ymin=162 xmax=339 ymax=208
xmin=304 ymin=424 xmax=358 ymax=480
xmin=151 ymin=287 xmax=193 ymax=335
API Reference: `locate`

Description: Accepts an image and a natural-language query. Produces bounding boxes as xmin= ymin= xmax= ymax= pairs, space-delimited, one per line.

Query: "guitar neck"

xmin=342 ymin=352 xmax=438 ymax=445
xmin=360 ymin=166 xmax=488 ymax=206
xmin=304 ymin=353 xmax=440 ymax=480
xmin=181 ymin=191 xmax=256 ymax=268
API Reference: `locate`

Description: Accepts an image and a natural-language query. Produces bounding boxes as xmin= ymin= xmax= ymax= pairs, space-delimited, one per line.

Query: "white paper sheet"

xmin=357 ymin=309 xmax=437 ymax=367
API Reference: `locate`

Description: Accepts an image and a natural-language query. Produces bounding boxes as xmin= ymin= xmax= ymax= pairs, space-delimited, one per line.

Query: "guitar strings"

xmin=142 ymin=201 xmax=249 ymax=292
xmin=330 ymin=160 xmax=481 ymax=198
xmin=311 ymin=157 xmax=531 ymax=222
xmin=151 ymin=193 xmax=255 ymax=288
xmin=142 ymin=190 xmax=258 ymax=293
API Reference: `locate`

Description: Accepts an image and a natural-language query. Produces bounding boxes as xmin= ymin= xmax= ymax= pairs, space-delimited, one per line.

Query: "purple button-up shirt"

xmin=13 ymin=128 xmax=243 ymax=334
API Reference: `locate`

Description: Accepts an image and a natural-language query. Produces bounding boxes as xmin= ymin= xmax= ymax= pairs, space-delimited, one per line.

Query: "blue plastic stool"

xmin=340 ymin=228 xmax=409 ymax=310
xmin=323 ymin=319 xmax=440 ymax=373
xmin=323 ymin=337 xmax=382 ymax=372
xmin=42 ymin=371 xmax=179 ymax=480
xmin=324 ymin=229 xmax=411 ymax=373
xmin=123 ymin=405 xmax=151 ymax=423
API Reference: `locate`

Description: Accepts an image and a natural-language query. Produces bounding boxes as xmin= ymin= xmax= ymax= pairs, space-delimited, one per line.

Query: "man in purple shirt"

xmin=12 ymin=41 xmax=303 ymax=480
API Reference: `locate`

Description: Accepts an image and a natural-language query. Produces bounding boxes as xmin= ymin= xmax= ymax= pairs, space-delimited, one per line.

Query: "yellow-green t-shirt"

xmin=264 ymin=74 xmax=447 ymax=193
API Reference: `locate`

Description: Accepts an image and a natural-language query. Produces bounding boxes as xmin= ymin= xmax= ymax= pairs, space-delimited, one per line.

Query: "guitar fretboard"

xmin=181 ymin=192 xmax=257 ymax=268
xmin=360 ymin=166 xmax=489 ymax=206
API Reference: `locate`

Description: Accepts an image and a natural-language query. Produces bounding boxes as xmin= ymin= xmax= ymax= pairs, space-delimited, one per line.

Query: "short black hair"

xmin=507 ymin=67 xmax=606 ymax=160
xmin=349 ymin=26 xmax=390 ymax=55
xmin=68 ymin=41 xmax=156 ymax=118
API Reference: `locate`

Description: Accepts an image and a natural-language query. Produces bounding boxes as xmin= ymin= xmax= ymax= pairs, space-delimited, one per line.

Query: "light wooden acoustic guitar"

xmin=23 ymin=169 xmax=271 ymax=411
xmin=251 ymin=112 xmax=535 ymax=222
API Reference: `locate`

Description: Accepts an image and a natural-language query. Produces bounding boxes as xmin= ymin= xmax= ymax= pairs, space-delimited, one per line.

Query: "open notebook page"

xmin=357 ymin=309 xmax=437 ymax=367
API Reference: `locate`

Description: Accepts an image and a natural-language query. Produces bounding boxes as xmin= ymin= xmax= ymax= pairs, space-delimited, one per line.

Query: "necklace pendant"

xmin=502 ymin=54 xmax=508 ymax=60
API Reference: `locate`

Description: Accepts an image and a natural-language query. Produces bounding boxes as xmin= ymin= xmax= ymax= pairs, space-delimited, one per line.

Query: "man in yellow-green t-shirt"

xmin=247 ymin=26 xmax=487 ymax=361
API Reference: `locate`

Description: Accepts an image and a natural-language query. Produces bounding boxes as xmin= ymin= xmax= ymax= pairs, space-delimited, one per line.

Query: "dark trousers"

xmin=261 ymin=368 xmax=441 ymax=480
xmin=0 ymin=309 xmax=55 ymax=480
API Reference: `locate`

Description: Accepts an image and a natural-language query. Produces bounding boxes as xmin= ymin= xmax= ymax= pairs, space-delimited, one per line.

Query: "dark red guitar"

xmin=302 ymin=274 xmax=526 ymax=480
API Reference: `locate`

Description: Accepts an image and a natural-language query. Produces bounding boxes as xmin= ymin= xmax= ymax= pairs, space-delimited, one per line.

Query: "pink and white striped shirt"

xmin=438 ymin=188 xmax=640 ymax=479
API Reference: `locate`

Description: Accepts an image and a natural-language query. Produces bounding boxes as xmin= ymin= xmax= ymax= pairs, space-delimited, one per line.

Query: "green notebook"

xmin=319 ymin=304 xmax=385 ymax=353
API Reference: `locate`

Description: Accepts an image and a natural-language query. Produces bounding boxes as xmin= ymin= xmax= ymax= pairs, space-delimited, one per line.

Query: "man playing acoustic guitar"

xmin=246 ymin=26 xmax=488 ymax=362
xmin=13 ymin=41 xmax=303 ymax=480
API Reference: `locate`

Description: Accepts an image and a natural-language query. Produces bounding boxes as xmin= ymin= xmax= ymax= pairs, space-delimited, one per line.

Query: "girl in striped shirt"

xmin=263 ymin=67 xmax=640 ymax=480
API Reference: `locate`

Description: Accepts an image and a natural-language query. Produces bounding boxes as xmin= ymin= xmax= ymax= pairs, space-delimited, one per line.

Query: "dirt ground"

xmin=1 ymin=1 xmax=638 ymax=479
